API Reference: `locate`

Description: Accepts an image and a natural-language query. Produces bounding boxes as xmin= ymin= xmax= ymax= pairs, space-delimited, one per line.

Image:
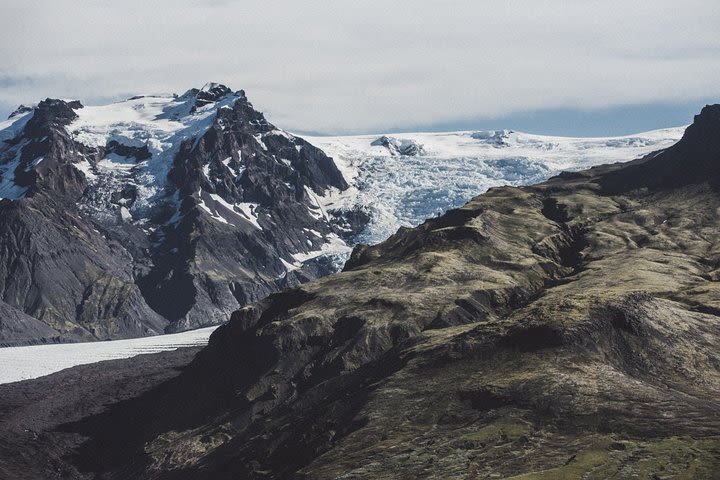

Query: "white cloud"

xmin=0 ymin=0 xmax=718 ymax=133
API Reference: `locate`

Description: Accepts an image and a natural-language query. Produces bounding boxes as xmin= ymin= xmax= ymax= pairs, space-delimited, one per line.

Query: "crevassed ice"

xmin=305 ymin=127 xmax=686 ymax=245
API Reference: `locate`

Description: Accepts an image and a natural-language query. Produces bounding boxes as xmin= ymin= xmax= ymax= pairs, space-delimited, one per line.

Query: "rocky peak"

xmin=694 ymin=103 xmax=720 ymax=125
xmin=680 ymin=104 xmax=720 ymax=150
xmin=0 ymin=85 xmax=360 ymax=342
xmin=471 ymin=129 xmax=513 ymax=146
xmin=195 ymin=82 xmax=234 ymax=108
xmin=24 ymin=98 xmax=82 ymax=137
xmin=0 ymin=98 xmax=89 ymax=203
xmin=7 ymin=105 xmax=33 ymax=119
xmin=371 ymin=135 xmax=425 ymax=156
xmin=600 ymin=104 xmax=720 ymax=193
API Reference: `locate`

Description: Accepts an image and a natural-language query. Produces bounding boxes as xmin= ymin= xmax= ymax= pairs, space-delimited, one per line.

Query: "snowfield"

xmin=0 ymin=326 xmax=217 ymax=384
xmin=306 ymin=127 xmax=686 ymax=244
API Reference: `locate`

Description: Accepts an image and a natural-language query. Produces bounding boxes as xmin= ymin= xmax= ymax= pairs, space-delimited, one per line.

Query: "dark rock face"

xmin=0 ymin=300 xmax=60 ymax=347
xmin=0 ymin=196 xmax=167 ymax=341
xmin=193 ymin=83 xmax=234 ymax=109
xmin=0 ymin=85 xmax=357 ymax=343
xmin=600 ymin=104 xmax=720 ymax=193
xmin=3 ymin=105 xmax=719 ymax=478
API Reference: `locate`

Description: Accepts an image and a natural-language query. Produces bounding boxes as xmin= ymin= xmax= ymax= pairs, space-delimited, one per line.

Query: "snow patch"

xmin=0 ymin=110 xmax=33 ymax=143
xmin=25 ymin=156 xmax=44 ymax=171
xmin=74 ymin=158 xmax=97 ymax=180
xmin=233 ymin=201 xmax=263 ymax=230
xmin=197 ymin=190 xmax=263 ymax=230
xmin=198 ymin=192 xmax=235 ymax=226
xmin=291 ymin=233 xmax=351 ymax=266
xmin=119 ymin=206 xmax=132 ymax=222
xmin=280 ymin=258 xmax=300 ymax=272
xmin=253 ymin=133 xmax=268 ymax=151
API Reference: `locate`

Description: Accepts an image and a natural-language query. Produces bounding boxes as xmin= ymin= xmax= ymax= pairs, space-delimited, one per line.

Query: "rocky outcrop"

xmin=0 ymin=300 xmax=60 ymax=347
xmin=600 ymin=104 xmax=720 ymax=192
xmin=371 ymin=135 xmax=425 ymax=156
xmin=471 ymin=129 xmax=513 ymax=146
xmin=2 ymin=105 xmax=718 ymax=478
xmin=0 ymin=85 xmax=357 ymax=343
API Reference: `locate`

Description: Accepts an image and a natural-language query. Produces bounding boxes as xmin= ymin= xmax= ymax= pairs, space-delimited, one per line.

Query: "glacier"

xmin=308 ymin=127 xmax=685 ymax=245
xmin=0 ymin=326 xmax=215 ymax=384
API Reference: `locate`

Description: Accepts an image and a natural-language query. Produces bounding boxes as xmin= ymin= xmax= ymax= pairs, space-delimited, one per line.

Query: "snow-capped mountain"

xmin=0 ymin=83 xmax=686 ymax=346
xmin=0 ymin=84 xmax=353 ymax=345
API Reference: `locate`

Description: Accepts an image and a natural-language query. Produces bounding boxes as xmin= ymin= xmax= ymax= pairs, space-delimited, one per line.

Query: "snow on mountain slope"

xmin=0 ymin=110 xmax=36 ymax=200
xmin=69 ymin=90 xmax=238 ymax=221
xmin=306 ymin=127 xmax=686 ymax=244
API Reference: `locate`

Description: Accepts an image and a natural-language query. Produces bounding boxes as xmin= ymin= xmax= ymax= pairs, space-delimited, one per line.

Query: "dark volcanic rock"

xmin=193 ymin=82 xmax=233 ymax=109
xmin=600 ymin=104 xmax=720 ymax=193
xmin=0 ymin=199 xmax=167 ymax=340
xmin=0 ymin=300 xmax=63 ymax=347
xmin=135 ymin=88 xmax=351 ymax=330
xmin=0 ymin=346 xmax=202 ymax=479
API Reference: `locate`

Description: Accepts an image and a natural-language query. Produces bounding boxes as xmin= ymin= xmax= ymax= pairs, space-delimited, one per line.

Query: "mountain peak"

xmin=599 ymin=103 xmax=720 ymax=193
xmin=0 ymin=85 xmax=353 ymax=341
xmin=685 ymin=104 xmax=720 ymax=144
xmin=200 ymin=82 xmax=230 ymax=93
xmin=195 ymin=83 xmax=234 ymax=107
xmin=694 ymin=104 xmax=720 ymax=125
xmin=8 ymin=104 xmax=34 ymax=119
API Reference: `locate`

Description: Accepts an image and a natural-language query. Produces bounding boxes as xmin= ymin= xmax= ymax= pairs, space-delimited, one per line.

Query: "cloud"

xmin=0 ymin=0 xmax=718 ymax=133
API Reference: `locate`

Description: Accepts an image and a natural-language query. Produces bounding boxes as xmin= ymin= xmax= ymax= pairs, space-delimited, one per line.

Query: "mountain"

xmin=0 ymin=89 xmax=683 ymax=347
xmin=1 ymin=105 xmax=719 ymax=478
xmin=0 ymin=84 xmax=354 ymax=345
xmin=0 ymin=88 xmax=685 ymax=347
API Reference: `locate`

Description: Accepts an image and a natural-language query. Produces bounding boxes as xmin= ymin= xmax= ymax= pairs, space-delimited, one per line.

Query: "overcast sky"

xmin=1 ymin=0 xmax=719 ymax=135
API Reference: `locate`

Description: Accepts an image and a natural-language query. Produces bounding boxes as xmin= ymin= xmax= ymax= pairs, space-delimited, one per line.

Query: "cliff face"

xmin=2 ymin=106 xmax=720 ymax=479
xmin=0 ymin=86 xmax=354 ymax=344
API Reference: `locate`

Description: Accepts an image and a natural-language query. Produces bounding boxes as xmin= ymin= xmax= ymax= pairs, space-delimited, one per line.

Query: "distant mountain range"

xmin=0 ymin=84 xmax=684 ymax=345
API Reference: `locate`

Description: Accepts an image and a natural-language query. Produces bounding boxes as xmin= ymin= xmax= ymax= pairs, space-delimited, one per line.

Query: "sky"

xmin=0 ymin=0 xmax=719 ymax=136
